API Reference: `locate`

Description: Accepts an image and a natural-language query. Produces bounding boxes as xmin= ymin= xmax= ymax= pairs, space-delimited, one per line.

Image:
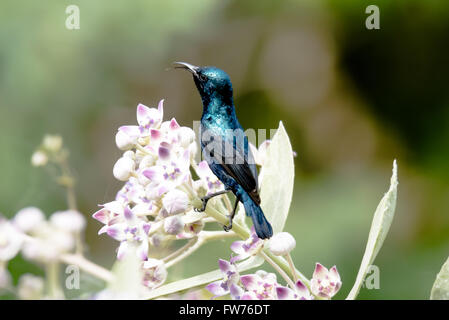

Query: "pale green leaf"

xmin=346 ymin=160 xmax=398 ymax=300
xmin=145 ymin=256 xmax=264 ymax=300
xmin=430 ymin=256 xmax=449 ymax=300
xmin=259 ymin=121 xmax=295 ymax=233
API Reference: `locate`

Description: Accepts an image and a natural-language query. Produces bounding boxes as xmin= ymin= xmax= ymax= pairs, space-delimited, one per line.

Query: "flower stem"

xmin=163 ymin=238 xmax=198 ymax=264
xmin=46 ymin=261 xmax=64 ymax=299
xmin=164 ymin=231 xmax=238 ymax=269
xmin=260 ymin=251 xmax=296 ymax=289
xmin=285 ymin=253 xmax=298 ymax=283
xmin=59 ymin=254 xmax=114 ymax=283
xmin=165 ymin=237 xmax=205 ymax=269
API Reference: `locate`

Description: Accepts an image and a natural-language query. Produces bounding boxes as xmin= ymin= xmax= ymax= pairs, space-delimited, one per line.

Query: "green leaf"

xmin=430 ymin=256 xmax=449 ymax=300
xmin=259 ymin=121 xmax=295 ymax=233
xmin=346 ymin=160 xmax=398 ymax=300
xmin=144 ymin=256 xmax=264 ymax=300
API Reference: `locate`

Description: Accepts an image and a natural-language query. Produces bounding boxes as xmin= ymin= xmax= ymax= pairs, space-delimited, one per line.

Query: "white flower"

xmin=50 ymin=210 xmax=86 ymax=233
xmin=239 ymin=270 xmax=279 ymax=300
xmin=136 ymin=101 xmax=164 ymax=135
xmin=105 ymin=206 xmax=150 ymax=260
xmin=230 ymin=227 xmax=263 ymax=263
xmin=310 ymin=263 xmax=342 ymax=299
xmin=113 ymin=156 xmax=135 ymax=181
xmin=142 ymin=258 xmax=167 ymax=289
xmin=206 ymin=259 xmax=240 ymax=298
xmin=163 ymin=216 xmax=184 ymax=235
xmin=42 ymin=135 xmax=63 ymax=152
xmin=14 ymin=207 xmax=45 ymax=233
xmin=0 ymin=218 xmax=24 ymax=261
xmin=17 ymin=274 xmax=44 ymax=300
xmin=21 ymin=222 xmax=74 ymax=262
xmin=194 ymin=160 xmax=224 ymax=194
xmin=31 ymin=151 xmax=48 ymax=167
xmin=268 ymin=232 xmax=296 ymax=256
xmin=162 ymin=189 xmax=189 ymax=215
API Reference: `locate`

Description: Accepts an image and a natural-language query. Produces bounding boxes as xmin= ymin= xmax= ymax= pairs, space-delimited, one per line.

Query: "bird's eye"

xmin=198 ymin=74 xmax=207 ymax=82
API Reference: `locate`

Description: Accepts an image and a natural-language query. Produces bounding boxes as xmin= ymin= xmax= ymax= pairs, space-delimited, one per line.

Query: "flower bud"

xmin=17 ymin=274 xmax=44 ymax=300
xmin=123 ymin=150 xmax=135 ymax=160
xmin=115 ymin=130 xmax=135 ymax=150
xmin=0 ymin=267 xmax=11 ymax=289
xmin=142 ymin=258 xmax=167 ymax=289
xmin=0 ymin=220 xmax=23 ymax=261
xmin=162 ymin=189 xmax=189 ymax=215
xmin=268 ymin=232 xmax=296 ymax=256
xmin=139 ymin=154 xmax=157 ymax=170
xmin=113 ymin=157 xmax=135 ymax=181
xmin=31 ymin=151 xmax=48 ymax=167
xmin=163 ymin=216 xmax=184 ymax=235
xmin=14 ymin=207 xmax=45 ymax=232
xmin=178 ymin=127 xmax=195 ymax=148
xmin=50 ymin=210 xmax=86 ymax=232
xmin=42 ymin=135 xmax=63 ymax=152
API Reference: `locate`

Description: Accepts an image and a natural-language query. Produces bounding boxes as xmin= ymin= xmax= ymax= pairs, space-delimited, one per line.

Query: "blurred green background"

xmin=1 ymin=0 xmax=449 ymax=299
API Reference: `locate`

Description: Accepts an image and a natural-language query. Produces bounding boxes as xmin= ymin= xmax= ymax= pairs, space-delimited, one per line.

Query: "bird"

xmin=174 ymin=62 xmax=273 ymax=239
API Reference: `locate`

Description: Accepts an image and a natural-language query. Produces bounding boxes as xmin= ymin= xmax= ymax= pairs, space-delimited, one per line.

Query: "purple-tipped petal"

xmin=157 ymin=99 xmax=164 ymax=113
xmin=276 ymin=286 xmax=295 ymax=300
xmin=206 ymin=281 xmax=228 ymax=297
xmin=124 ymin=206 xmax=134 ymax=220
xmin=142 ymin=168 xmax=157 ymax=180
xmin=240 ymin=292 xmax=256 ymax=300
xmin=106 ymin=225 xmax=126 ymax=241
xmin=158 ymin=144 xmax=170 ymax=160
xmin=230 ymin=241 xmax=245 ymax=254
xmin=169 ymin=118 xmax=180 ymax=130
xmin=329 ymin=266 xmax=340 ymax=281
xmin=92 ymin=208 xmax=108 ymax=224
xmin=313 ymin=262 xmax=328 ymax=280
xmin=150 ymin=129 xmax=161 ymax=140
xmin=230 ymin=254 xmax=245 ymax=264
xmin=142 ymin=223 xmax=151 ymax=235
xmin=218 ymin=259 xmax=232 ymax=273
xmin=230 ymin=283 xmax=244 ymax=300
xmin=137 ymin=240 xmax=149 ymax=261
xmin=119 ymin=125 xmax=140 ymax=138
xmin=240 ymin=275 xmax=257 ymax=291
xmin=136 ymin=103 xmax=151 ymax=126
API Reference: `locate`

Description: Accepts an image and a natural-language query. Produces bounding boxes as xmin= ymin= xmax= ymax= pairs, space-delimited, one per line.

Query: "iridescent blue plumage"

xmin=175 ymin=62 xmax=273 ymax=239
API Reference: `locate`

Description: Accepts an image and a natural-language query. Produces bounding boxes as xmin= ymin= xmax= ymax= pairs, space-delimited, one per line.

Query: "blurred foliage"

xmin=1 ymin=0 xmax=448 ymax=299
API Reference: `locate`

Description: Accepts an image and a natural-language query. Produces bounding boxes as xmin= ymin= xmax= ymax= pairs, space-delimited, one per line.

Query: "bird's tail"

xmin=242 ymin=198 xmax=273 ymax=239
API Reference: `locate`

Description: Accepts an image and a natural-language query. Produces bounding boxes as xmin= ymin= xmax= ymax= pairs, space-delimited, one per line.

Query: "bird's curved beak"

xmin=173 ymin=61 xmax=200 ymax=77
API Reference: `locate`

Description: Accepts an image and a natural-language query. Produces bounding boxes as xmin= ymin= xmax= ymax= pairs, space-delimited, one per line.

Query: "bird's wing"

xmin=202 ymin=128 xmax=260 ymax=205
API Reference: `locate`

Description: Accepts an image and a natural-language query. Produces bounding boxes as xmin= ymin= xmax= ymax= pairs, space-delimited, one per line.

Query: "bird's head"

xmin=174 ymin=62 xmax=233 ymax=103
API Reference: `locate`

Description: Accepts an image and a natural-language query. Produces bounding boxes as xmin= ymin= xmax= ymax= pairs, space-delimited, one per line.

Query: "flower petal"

xmin=206 ymin=281 xmax=228 ymax=297
xmin=276 ymin=286 xmax=296 ymax=300
xmin=313 ymin=262 xmax=328 ymax=281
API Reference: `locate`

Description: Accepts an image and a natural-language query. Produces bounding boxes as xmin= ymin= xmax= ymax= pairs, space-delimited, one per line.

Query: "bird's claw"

xmin=194 ymin=198 xmax=207 ymax=212
xmin=223 ymin=215 xmax=233 ymax=232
